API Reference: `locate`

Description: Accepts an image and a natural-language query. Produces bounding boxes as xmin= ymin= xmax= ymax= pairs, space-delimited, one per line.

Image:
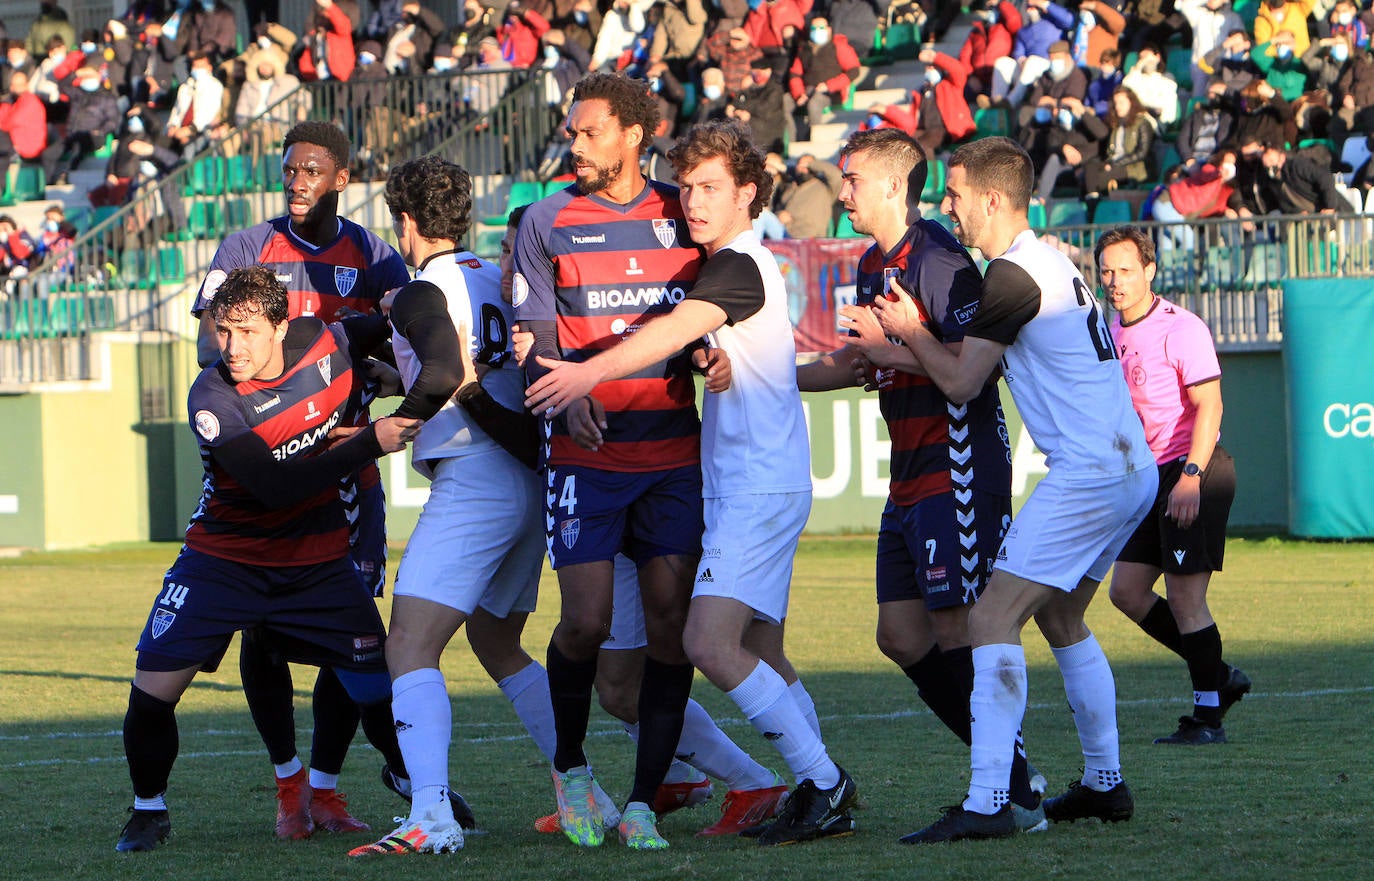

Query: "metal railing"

xmin=1031 ymin=212 xmax=1374 ymax=351
xmin=0 ymin=67 xmax=558 ymax=387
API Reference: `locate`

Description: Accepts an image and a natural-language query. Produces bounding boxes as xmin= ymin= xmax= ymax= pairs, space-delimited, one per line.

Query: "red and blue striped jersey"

xmin=512 ymin=181 xmax=703 ymax=472
xmin=184 ymin=319 xmax=361 ymax=566
xmin=192 ymin=216 xmax=409 ymax=322
xmin=855 ymin=220 xmax=1011 ymax=505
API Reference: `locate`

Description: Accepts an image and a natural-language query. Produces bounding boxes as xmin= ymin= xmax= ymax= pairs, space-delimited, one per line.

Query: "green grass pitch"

xmin=2 ymin=536 xmax=1371 ymax=881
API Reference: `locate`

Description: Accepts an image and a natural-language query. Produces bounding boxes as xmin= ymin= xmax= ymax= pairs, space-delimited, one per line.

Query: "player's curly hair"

xmin=572 ymin=72 xmax=660 ymax=156
xmin=385 ymin=155 xmax=474 ymax=243
xmin=1094 ymin=225 xmax=1156 ymax=269
xmin=283 ymin=121 xmax=352 ymax=169
xmin=667 ymin=120 xmax=773 ymax=219
xmin=210 ymin=266 xmax=289 ymax=327
xmin=840 ymin=128 xmax=929 ymax=206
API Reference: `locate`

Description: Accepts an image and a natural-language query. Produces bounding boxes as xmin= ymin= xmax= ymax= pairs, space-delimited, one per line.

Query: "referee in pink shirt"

xmin=1096 ymin=227 xmax=1251 ymax=746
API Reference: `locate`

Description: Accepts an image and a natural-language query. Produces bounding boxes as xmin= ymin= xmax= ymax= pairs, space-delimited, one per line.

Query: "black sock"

xmin=547 ymin=640 xmax=598 ymax=773
xmin=309 ymin=666 xmax=360 ymax=777
xmin=1137 ymin=595 xmax=1185 ymax=656
xmin=357 ymin=697 xmax=407 ymax=774
xmin=1180 ymin=624 xmax=1226 ymax=726
xmin=903 ymin=645 xmax=972 ymax=745
xmin=124 ymin=684 xmax=178 ymax=799
xmin=628 ymin=658 xmax=694 ymax=807
xmin=239 ymin=630 xmax=298 ymax=765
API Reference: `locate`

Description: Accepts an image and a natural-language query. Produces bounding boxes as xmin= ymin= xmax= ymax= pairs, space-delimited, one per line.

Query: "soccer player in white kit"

xmin=525 ymin=119 xmax=858 ymax=847
xmin=869 ymin=137 xmax=1158 ymax=843
xmin=349 ymin=156 xmax=546 ymax=855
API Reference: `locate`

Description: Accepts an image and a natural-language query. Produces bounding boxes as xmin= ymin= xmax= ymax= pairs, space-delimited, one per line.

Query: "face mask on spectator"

xmin=44 ymin=219 xmax=59 ymax=233
xmin=703 ymin=83 xmax=723 ymax=100
xmin=359 ymin=51 xmax=376 ymax=65
xmin=81 ymin=42 xmax=97 ymax=54
xmin=1080 ymin=11 xmax=1095 ymax=27
xmin=574 ymin=10 xmax=589 ymax=24
xmin=434 ymin=57 xmax=455 ymax=71
xmin=1034 ymin=105 xmax=1052 ymax=123
xmin=1276 ymin=44 xmax=1292 ymax=59
xmin=1338 ymin=12 xmax=1355 ymax=24
xmin=1058 ymin=108 xmax=1075 ymax=128
xmin=127 ymin=115 xmax=144 ymax=134
xmin=649 ymin=76 xmax=661 ymax=91
xmin=1050 ymin=58 xmax=1070 ymax=77
xmin=190 ymin=67 xmax=207 ymax=80
xmin=924 ymin=67 xmax=941 ymax=86
xmin=201 ymin=0 xmax=215 ymax=9
xmin=810 ymin=28 xmax=830 ymax=46
xmin=1333 ymin=44 xmax=1350 ymax=62
xmin=978 ymin=9 xmax=997 ymax=23
xmin=139 ymin=160 xmax=158 ymax=177
xmin=867 ymin=112 xmax=884 ymax=127
xmin=79 ymin=78 xmax=100 ymax=91
xmin=1220 ymin=161 xmax=1236 ymax=180
xmin=258 ymin=36 xmax=272 ymax=50
xmin=544 ymin=45 xmax=559 ymax=64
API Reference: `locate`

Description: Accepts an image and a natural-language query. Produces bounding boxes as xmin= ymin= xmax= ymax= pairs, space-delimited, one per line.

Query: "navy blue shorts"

xmin=134 ymin=548 xmax=387 ymax=674
xmin=347 ymin=471 xmax=388 ymax=597
xmin=545 ymin=463 xmax=704 ymax=569
xmin=875 ymin=490 xmax=1011 ymax=609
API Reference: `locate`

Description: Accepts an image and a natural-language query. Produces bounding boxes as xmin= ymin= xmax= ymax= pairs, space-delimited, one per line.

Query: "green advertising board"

xmin=1283 ymin=278 xmax=1374 ymax=538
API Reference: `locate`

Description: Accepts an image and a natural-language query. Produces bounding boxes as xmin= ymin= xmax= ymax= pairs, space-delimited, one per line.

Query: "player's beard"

xmin=577 ymin=157 xmax=623 ymax=194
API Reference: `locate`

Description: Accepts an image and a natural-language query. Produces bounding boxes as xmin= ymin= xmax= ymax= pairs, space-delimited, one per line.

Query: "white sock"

xmin=134 ymin=794 xmax=167 ymax=811
xmin=677 ymin=697 xmax=775 ymax=790
xmin=392 ymin=667 xmax=453 ymax=819
xmin=728 ymin=661 xmax=837 ymax=790
xmin=964 ymin=644 xmax=1025 ymax=815
xmin=1051 ymin=633 xmax=1121 ymax=791
xmin=788 ymin=680 xmax=823 ymax=740
xmin=273 ymin=757 xmax=303 ymax=780
xmin=622 ymin=718 xmax=706 ymax=785
xmin=498 ymin=660 xmax=557 ymax=762
xmin=308 ymin=769 xmax=339 ymax=790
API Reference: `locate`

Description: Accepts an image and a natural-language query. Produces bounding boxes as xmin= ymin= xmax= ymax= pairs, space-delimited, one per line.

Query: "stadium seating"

xmin=1092 ymin=199 xmax=1133 ymax=225
xmin=972 ymin=106 xmax=1009 ymax=139
xmin=921 ymin=157 xmax=946 ymax=204
xmin=1049 ymin=199 xmax=1088 ymax=227
xmin=182 ymin=157 xmax=226 ymax=196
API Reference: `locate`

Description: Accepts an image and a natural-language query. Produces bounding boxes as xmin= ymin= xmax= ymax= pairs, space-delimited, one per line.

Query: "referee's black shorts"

xmin=1116 ymin=446 xmax=1236 ymax=575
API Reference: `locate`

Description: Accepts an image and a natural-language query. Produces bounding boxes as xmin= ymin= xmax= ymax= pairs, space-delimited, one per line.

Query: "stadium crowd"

xmin=0 ymin=0 xmax=1366 ymax=248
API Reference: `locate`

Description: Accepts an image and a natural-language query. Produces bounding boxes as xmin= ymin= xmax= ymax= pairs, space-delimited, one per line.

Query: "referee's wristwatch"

xmin=1182 ymin=462 xmax=1203 ymax=477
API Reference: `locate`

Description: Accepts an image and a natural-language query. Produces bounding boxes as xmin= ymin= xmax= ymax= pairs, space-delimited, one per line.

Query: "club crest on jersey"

xmin=653 ymin=218 xmax=677 ymax=249
xmin=334 ymin=266 xmax=358 ymax=298
xmin=511 ymin=272 xmax=529 ymax=309
xmin=560 ymin=518 xmax=581 ymax=548
xmin=151 ymin=609 xmax=176 ymax=639
xmin=201 ymin=269 xmax=227 ymax=303
xmin=194 ymin=409 xmax=220 ymax=441
xmin=317 ymin=356 xmax=332 ymax=386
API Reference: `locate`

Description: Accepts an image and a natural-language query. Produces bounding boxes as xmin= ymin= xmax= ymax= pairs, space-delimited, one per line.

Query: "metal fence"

xmin=1029 ymin=211 xmax=1374 ymax=350
xmin=0 ymin=67 xmax=557 ymax=387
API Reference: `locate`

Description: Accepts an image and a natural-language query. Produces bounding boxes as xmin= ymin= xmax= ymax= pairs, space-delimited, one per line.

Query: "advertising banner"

xmin=1283 ymin=278 xmax=1374 ymax=538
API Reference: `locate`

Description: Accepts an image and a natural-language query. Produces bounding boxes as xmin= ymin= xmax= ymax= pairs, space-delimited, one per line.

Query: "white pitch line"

xmin=5 ymin=685 xmax=1370 ymax=769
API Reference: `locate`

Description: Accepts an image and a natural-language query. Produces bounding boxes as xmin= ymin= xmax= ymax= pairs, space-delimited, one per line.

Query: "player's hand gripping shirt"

xmin=854 ymin=219 xmax=1011 ymax=505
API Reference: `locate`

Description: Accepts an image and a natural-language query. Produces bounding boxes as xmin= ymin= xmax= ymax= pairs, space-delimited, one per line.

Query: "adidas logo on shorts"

xmin=697 ymin=568 xmax=714 ymax=584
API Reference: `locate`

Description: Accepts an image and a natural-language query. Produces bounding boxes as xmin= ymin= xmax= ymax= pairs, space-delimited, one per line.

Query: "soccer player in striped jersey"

xmin=873 ymin=138 xmax=1157 ymax=843
xmin=526 ymin=119 xmax=857 ymax=848
xmin=514 ymin=72 xmax=720 ymax=851
xmin=1097 ymin=227 xmax=1249 ymax=746
xmin=809 ymin=129 xmax=1045 ymax=834
xmin=115 ymin=267 xmax=421 ymax=853
xmin=189 ymin=122 xmax=418 ymax=840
